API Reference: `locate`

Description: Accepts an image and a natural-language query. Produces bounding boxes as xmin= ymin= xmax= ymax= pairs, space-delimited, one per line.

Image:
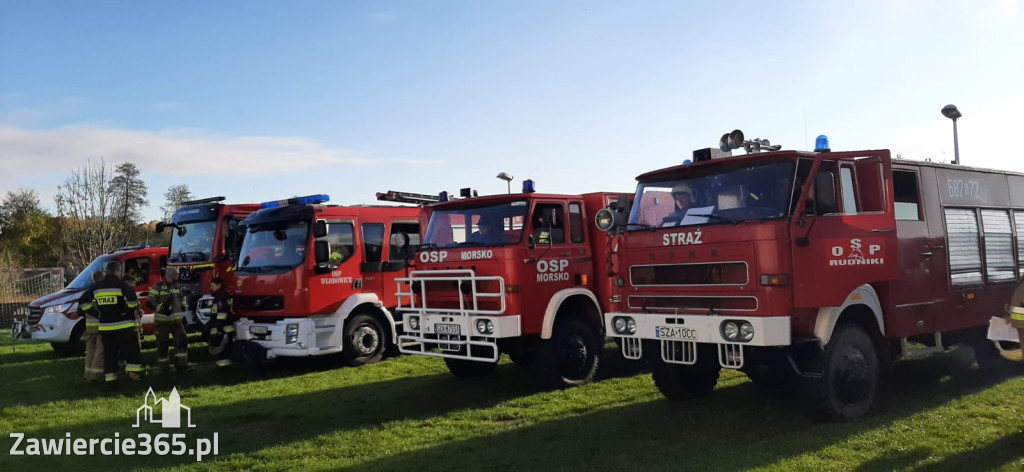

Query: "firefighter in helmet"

xmin=662 ymin=182 xmax=698 ymax=226
xmin=79 ymin=270 xmax=107 ymax=383
xmin=78 ymin=262 xmax=143 ymax=385
xmin=206 ymin=277 xmax=238 ymax=368
xmin=148 ymin=267 xmax=191 ymax=372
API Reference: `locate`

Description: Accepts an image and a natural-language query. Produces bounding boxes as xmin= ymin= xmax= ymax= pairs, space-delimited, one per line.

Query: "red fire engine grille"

xmin=629 ymin=262 xmax=748 ymax=286
xmin=627 ymin=295 xmax=758 ymax=312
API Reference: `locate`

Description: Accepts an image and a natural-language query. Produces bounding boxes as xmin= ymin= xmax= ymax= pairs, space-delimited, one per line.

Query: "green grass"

xmin=1 ymin=335 xmax=1023 ymax=472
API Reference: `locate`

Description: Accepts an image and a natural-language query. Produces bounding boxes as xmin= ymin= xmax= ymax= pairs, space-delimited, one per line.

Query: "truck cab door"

xmin=359 ymin=223 xmax=387 ymax=297
xmin=525 ymin=202 xmax=576 ymax=333
xmin=790 ymin=150 xmax=900 ymax=309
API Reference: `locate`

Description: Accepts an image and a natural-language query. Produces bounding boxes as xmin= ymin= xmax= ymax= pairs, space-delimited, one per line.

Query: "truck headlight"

xmin=613 ymin=317 xmax=627 ymax=334
xmin=722 ymin=321 xmax=739 ymax=341
xmin=286 ymin=323 xmax=299 ymax=344
xmin=739 ymin=322 xmax=755 ymax=342
xmin=408 ymin=316 xmax=420 ymax=331
xmin=626 ymin=318 xmax=637 ymax=334
xmin=476 ymin=319 xmax=494 ymax=335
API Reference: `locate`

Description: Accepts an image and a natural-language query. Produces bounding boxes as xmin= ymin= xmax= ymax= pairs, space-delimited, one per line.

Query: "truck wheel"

xmin=651 ymin=355 xmax=721 ymax=400
xmin=444 ymin=357 xmax=498 ymax=377
xmin=342 ymin=314 xmax=386 ymax=367
xmin=52 ymin=322 xmax=86 ymax=357
xmin=535 ymin=319 xmax=601 ymax=389
xmin=803 ymin=323 xmax=879 ymax=421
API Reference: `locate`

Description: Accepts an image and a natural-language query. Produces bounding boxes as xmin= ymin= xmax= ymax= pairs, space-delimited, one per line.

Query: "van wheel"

xmin=444 ymin=357 xmax=498 ymax=377
xmin=652 ymin=355 xmax=721 ymax=400
xmin=52 ymin=322 xmax=86 ymax=357
xmin=803 ymin=324 xmax=879 ymax=421
xmin=342 ymin=314 xmax=385 ymax=367
xmin=535 ymin=319 xmax=600 ymax=389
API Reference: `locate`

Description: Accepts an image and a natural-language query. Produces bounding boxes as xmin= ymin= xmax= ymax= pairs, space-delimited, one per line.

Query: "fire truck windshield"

xmin=424 ymin=201 xmax=529 ymax=248
xmin=629 ymin=160 xmax=796 ymax=229
xmin=236 ymin=221 xmax=310 ymax=273
xmin=169 ymin=220 xmax=218 ymax=263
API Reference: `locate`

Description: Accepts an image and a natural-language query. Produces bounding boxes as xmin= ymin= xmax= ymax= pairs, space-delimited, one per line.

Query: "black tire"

xmin=444 ymin=357 xmax=498 ymax=377
xmin=53 ymin=321 xmax=86 ymax=357
xmin=341 ymin=313 xmax=386 ymax=367
xmin=803 ymin=323 xmax=879 ymax=421
xmin=535 ymin=319 xmax=601 ymax=389
xmin=651 ymin=347 xmax=721 ymax=400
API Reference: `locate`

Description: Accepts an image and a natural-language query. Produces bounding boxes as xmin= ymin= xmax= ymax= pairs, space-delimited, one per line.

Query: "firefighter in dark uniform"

xmin=148 ymin=267 xmax=190 ymax=372
xmin=207 ymin=277 xmax=237 ymax=368
xmin=79 ymin=270 xmax=107 ymax=383
xmin=79 ymin=261 xmax=143 ymax=385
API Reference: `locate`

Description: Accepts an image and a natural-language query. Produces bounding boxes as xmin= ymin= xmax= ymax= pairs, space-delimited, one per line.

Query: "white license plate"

xmin=249 ymin=325 xmax=269 ymax=335
xmin=655 ymin=326 xmax=697 ymax=340
xmin=434 ymin=323 xmax=461 ymax=335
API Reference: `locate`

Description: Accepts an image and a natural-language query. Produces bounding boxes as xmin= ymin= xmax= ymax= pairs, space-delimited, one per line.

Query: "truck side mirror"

xmin=314 ymin=240 xmax=331 ymax=264
xmin=813 ymin=171 xmax=837 ymax=215
xmin=614 ymin=193 xmax=631 ymax=226
xmin=313 ymin=219 xmax=328 ymax=239
xmin=156 ymin=222 xmax=166 ymax=233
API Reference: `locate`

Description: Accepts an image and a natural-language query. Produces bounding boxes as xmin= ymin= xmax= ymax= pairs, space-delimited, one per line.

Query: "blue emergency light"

xmin=814 ymin=135 xmax=830 ymax=152
xmin=119 ymin=244 xmax=150 ymax=251
xmin=438 ymin=191 xmax=449 ymax=202
xmin=260 ymin=194 xmax=330 ymax=209
xmin=683 ymin=159 xmax=692 ymax=165
xmin=522 ymin=179 xmax=536 ymax=193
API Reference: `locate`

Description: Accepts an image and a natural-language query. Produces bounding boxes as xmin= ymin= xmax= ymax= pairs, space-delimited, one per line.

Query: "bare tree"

xmin=55 ymin=159 xmax=124 ymax=271
xmin=160 ymin=184 xmax=195 ymax=221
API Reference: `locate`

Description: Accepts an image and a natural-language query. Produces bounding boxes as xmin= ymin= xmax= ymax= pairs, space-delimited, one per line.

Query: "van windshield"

xmin=629 ymin=160 xmax=796 ymax=229
xmin=423 ymin=201 xmax=529 ymax=248
xmin=67 ymin=256 xmax=114 ymax=290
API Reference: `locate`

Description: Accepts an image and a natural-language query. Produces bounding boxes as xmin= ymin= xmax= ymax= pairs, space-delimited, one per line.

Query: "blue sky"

xmin=2 ymin=0 xmax=1022 ymax=221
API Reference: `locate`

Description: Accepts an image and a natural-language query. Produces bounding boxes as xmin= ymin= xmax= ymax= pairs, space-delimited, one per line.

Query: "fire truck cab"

xmin=26 ymin=245 xmax=168 ymax=355
xmin=601 ymin=136 xmax=1024 ymax=420
xmin=231 ymin=194 xmax=427 ymax=366
xmin=158 ymin=197 xmax=260 ymax=328
xmin=396 ymin=185 xmax=625 ymax=388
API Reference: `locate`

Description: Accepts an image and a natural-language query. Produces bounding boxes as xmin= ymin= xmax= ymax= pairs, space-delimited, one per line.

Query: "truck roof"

xmin=430 ymin=192 xmax=621 ymax=210
xmin=637 ymin=149 xmax=1024 ymax=182
xmin=242 ymin=203 xmax=422 ymax=227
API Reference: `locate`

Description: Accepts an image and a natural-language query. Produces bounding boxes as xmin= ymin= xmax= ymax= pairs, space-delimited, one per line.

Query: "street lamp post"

xmin=496 ymin=172 xmax=514 ymax=194
xmin=941 ymin=104 xmax=962 ymax=165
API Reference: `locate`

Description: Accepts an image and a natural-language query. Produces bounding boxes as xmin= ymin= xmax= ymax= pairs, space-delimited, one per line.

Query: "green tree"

xmin=0 ymin=189 xmax=60 ymax=267
xmin=160 ymin=184 xmax=194 ymax=221
xmin=108 ymin=162 xmax=149 ymax=229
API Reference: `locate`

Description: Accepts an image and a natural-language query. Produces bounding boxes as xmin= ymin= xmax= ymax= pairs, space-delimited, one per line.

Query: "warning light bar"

xmin=375 ymin=190 xmax=440 ymax=205
xmin=118 ymin=244 xmax=150 ymax=251
xmin=260 ymin=194 xmax=330 ymax=209
xmin=181 ymin=196 xmax=226 ymax=206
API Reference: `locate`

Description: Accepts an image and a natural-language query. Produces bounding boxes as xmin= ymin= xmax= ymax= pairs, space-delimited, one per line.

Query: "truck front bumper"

xmin=398 ymin=313 xmax=521 ymax=363
xmin=235 ymin=317 xmax=335 ymax=359
xmin=29 ymin=313 xmax=78 ymax=342
xmin=603 ymin=312 xmax=791 ymax=369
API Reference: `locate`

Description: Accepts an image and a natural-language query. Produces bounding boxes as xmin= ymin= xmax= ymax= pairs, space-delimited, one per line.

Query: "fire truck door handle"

xmin=920 ymin=251 xmax=933 ymax=257
xmin=872 ymin=228 xmax=894 ymax=232
xmin=559 ymin=251 xmax=572 ymax=256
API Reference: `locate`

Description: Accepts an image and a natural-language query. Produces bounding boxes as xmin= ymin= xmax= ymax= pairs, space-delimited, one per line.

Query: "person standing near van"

xmin=79 ymin=262 xmax=143 ymax=385
xmin=78 ymin=270 xmax=106 ymax=383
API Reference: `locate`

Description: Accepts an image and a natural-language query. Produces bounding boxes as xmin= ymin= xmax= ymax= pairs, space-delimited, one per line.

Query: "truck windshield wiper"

xmin=626 ymin=223 xmax=659 ymax=231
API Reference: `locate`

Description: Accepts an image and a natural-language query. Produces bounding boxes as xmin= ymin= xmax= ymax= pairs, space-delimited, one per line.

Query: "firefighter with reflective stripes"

xmin=78 ymin=261 xmax=143 ymax=384
xmin=1007 ymin=279 xmax=1024 ymax=358
xmin=207 ymin=277 xmax=237 ymax=367
xmin=78 ymin=270 xmax=107 ymax=383
xmin=148 ymin=267 xmax=190 ymax=372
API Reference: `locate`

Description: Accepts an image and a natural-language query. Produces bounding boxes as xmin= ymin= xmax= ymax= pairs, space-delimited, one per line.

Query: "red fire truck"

xmin=599 ymin=133 xmax=1023 ymax=420
xmin=157 ymin=197 xmax=260 ymax=328
xmin=231 ymin=194 xmax=429 ymax=366
xmin=396 ymin=183 xmax=627 ymax=388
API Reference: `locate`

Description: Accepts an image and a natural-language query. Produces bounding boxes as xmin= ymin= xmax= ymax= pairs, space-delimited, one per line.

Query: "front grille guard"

xmin=396 ymin=269 xmax=506 ymax=316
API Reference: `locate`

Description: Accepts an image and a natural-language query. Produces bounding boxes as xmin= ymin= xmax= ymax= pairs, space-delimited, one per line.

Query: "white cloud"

xmin=0 ymin=124 xmax=439 ymax=179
